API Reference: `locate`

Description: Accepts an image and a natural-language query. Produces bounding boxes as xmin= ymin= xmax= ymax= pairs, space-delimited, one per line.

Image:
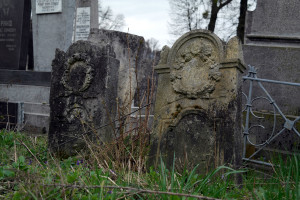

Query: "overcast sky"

xmin=102 ymin=0 xmax=257 ymax=49
xmin=102 ymin=0 xmax=170 ymax=48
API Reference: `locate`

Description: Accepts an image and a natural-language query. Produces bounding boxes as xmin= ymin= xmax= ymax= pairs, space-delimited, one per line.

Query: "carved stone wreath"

xmin=61 ymin=53 xmax=94 ymax=93
xmin=170 ymin=38 xmax=221 ymax=99
xmin=64 ymin=103 xmax=91 ymax=124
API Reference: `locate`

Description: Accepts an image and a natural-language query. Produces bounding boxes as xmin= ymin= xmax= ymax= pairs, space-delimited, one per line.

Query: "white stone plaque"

xmin=75 ymin=7 xmax=91 ymax=41
xmin=36 ymin=0 xmax=62 ymax=14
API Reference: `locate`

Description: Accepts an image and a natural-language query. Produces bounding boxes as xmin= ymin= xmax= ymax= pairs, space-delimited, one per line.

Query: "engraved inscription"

xmin=36 ymin=0 xmax=62 ymax=14
xmin=0 ymin=0 xmax=11 ymax=16
xmin=75 ymin=7 xmax=91 ymax=41
xmin=0 ymin=1 xmax=16 ymax=52
xmin=171 ymin=38 xmax=221 ymax=99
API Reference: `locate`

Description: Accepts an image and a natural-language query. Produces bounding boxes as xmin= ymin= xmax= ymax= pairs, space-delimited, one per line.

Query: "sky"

xmin=102 ymin=0 xmax=170 ymax=48
xmin=102 ymin=0 xmax=257 ymax=49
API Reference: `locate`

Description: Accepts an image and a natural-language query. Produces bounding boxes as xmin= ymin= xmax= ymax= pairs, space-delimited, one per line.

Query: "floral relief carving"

xmin=61 ymin=53 xmax=94 ymax=94
xmin=170 ymin=38 xmax=221 ymax=99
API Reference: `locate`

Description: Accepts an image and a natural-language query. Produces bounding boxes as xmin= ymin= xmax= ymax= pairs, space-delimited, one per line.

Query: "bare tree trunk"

xmin=207 ymin=0 xmax=233 ymax=32
xmin=187 ymin=8 xmax=192 ymax=31
xmin=237 ymin=0 xmax=248 ymax=43
xmin=208 ymin=1 xmax=218 ymax=32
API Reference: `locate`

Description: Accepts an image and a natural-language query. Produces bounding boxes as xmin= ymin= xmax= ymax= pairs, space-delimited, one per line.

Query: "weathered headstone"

xmin=243 ymin=0 xmax=300 ymax=152
xmin=88 ymin=29 xmax=159 ymax=132
xmin=88 ymin=29 xmax=145 ymax=106
xmin=0 ymin=0 xmax=31 ymax=70
xmin=150 ymin=30 xmax=245 ymax=173
xmin=49 ymin=41 xmax=119 ymax=157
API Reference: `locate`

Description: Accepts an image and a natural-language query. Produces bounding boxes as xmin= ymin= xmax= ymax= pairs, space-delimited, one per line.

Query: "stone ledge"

xmin=154 ymin=64 xmax=170 ymax=74
xmin=0 ymin=70 xmax=51 ymax=86
xmin=221 ymin=59 xmax=246 ymax=73
xmin=246 ymin=34 xmax=300 ymax=47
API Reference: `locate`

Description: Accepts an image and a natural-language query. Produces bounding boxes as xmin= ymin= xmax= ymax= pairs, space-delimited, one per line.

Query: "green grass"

xmin=0 ymin=129 xmax=299 ymax=199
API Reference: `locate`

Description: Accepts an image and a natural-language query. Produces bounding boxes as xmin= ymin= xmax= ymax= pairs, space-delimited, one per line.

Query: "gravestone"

xmin=88 ymin=29 xmax=145 ymax=106
xmin=74 ymin=0 xmax=98 ymax=41
xmin=150 ymin=30 xmax=245 ymax=173
xmin=0 ymin=0 xmax=31 ymax=70
xmin=75 ymin=7 xmax=91 ymax=41
xmin=243 ymin=0 xmax=300 ymax=152
xmin=49 ymin=40 xmax=119 ymax=157
xmin=32 ymin=0 xmax=99 ymax=72
xmin=31 ymin=0 xmax=76 ymax=72
xmin=88 ymin=29 xmax=160 ymax=131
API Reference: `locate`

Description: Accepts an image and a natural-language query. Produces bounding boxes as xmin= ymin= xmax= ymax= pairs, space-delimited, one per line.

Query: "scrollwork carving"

xmin=170 ymin=38 xmax=221 ymax=99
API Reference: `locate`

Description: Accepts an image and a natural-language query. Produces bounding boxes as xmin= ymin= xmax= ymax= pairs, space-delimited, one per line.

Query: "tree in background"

xmin=146 ymin=38 xmax=160 ymax=52
xmin=237 ymin=0 xmax=255 ymax=43
xmin=168 ymin=0 xmax=207 ymax=36
xmin=98 ymin=1 xmax=125 ymax=31
xmin=208 ymin=0 xmax=233 ymax=32
xmin=168 ymin=0 xmax=256 ymax=42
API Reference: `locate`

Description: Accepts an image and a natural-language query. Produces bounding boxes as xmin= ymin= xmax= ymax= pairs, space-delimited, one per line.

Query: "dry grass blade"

xmin=38 ymin=183 xmax=221 ymax=200
xmin=15 ymin=138 xmax=43 ymax=168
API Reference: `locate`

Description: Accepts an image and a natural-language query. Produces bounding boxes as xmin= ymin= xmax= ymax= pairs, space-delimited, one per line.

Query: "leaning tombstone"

xmin=150 ymin=30 xmax=245 ymax=174
xmin=49 ymin=41 xmax=119 ymax=157
xmin=0 ymin=0 xmax=31 ymax=70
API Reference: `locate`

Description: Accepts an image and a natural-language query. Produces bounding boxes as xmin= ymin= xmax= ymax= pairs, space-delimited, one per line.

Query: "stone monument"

xmin=88 ymin=29 xmax=145 ymax=106
xmin=150 ymin=30 xmax=245 ymax=173
xmin=244 ymin=0 xmax=300 ymax=113
xmin=49 ymin=41 xmax=119 ymax=156
xmin=31 ymin=0 xmax=76 ymax=72
xmin=0 ymin=0 xmax=31 ymax=70
xmin=74 ymin=0 xmax=99 ymax=41
xmin=243 ymin=0 xmax=300 ymax=152
xmin=88 ymin=29 xmax=160 ymax=130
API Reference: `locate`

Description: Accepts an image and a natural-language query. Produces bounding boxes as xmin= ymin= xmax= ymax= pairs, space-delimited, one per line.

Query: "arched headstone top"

xmin=167 ymin=29 xmax=224 ymax=65
xmin=151 ymin=29 xmax=245 ymax=172
xmin=167 ymin=30 xmax=224 ymax=99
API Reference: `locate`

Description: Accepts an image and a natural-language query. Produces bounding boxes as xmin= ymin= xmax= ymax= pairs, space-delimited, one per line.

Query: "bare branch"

xmin=219 ymin=0 xmax=233 ymax=10
xmin=98 ymin=1 xmax=125 ymax=31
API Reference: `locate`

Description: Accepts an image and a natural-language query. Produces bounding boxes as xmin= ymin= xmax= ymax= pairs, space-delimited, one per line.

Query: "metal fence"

xmin=242 ymin=65 xmax=300 ymax=166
